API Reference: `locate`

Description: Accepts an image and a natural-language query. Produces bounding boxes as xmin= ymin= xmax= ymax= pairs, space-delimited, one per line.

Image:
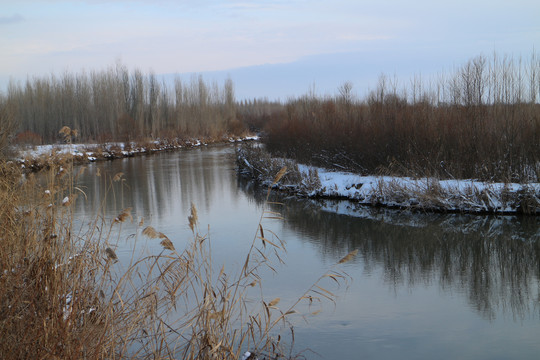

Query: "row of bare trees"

xmin=259 ymin=52 xmax=540 ymax=182
xmin=0 ymin=98 xmax=16 ymax=156
xmin=2 ymin=62 xmax=240 ymax=145
xmin=366 ymin=52 xmax=539 ymax=106
xmin=2 ymin=52 xmax=539 ymax=181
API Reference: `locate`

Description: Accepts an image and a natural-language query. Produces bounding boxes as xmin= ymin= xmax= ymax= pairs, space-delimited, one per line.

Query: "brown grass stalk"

xmin=1 ymin=153 xmax=354 ymax=359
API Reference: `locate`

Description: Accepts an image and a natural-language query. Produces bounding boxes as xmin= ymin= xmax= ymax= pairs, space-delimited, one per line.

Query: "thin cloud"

xmin=0 ymin=14 xmax=24 ymax=25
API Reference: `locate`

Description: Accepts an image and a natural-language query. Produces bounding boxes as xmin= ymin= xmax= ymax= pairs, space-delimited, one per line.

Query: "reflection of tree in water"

xmin=74 ymin=146 xmax=243 ymax=223
xmin=238 ymin=179 xmax=540 ymax=321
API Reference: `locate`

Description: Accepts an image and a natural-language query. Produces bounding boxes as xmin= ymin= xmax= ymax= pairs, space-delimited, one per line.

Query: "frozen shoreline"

xmin=12 ymin=136 xmax=259 ymax=171
xmin=11 ymin=138 xmax=540 ymax=215
xmin=237 ymin=146 xmax=540 ymax=215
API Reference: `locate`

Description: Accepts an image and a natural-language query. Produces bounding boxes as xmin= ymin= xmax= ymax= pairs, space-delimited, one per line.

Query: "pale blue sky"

xmin=1 ymin=0 xmax=539 ymax=99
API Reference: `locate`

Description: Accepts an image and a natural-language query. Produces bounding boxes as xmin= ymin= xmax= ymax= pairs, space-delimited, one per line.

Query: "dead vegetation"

xmin=0 ymin=149 xmax=356 ymax=359
xmin=247 ymin=52 xmax=540 ymax=183
xmin=0 ymin=101 xmax=17 ymax=157
xmin=237 ymin=144 xmax=321 ymax=196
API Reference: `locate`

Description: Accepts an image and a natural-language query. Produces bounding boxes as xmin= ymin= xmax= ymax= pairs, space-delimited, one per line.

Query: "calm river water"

xmin=73 ymin=145 xmax=540 ymax=360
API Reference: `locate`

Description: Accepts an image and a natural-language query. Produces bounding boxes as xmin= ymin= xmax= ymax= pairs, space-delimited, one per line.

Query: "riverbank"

xmin=237 ymin=145 xmax=540 ymax=215
xmin=12 ymin=135 xmax=259 ymax=172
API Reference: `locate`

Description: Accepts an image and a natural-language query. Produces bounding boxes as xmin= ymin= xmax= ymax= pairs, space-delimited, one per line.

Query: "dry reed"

xmin=0 ymin=150 xmax=355 ymax=359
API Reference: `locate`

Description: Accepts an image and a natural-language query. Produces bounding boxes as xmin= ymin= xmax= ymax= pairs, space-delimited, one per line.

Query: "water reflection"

xmin=74 ymin=146 xmax=252 ymax=225
xmin=69 ymin=146 xmax=540 ymax=359
xmin=71 ymin=145 xmax=265 ymax=271
xmin=240 ymin=180 xmax=540 ymax=321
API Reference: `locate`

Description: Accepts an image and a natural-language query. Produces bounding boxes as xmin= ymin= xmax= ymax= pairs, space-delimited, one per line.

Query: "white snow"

xmin=18 ymin=143 xmax=89 ymax=159
xmin=63 ymin=293 xmax=72 ymax=321
xmin=15 ymin=135 xmax=259 ymax=164
xmin=238 ymin=151 xmax=539 ymax=214
xmin=241 ymin=351 xmax=257 ymax=360
xmin=296 ymin=165 xmax=539 ymax=213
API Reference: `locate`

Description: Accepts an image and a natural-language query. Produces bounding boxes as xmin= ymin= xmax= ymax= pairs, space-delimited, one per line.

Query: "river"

xmin=72 ymin=144 xmax=540 ymax=360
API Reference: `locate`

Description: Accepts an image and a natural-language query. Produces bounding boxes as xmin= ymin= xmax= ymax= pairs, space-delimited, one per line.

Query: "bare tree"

xmin=0 ymin=100 xmax=16 ymax=156
xmin=338 ymin=81 xmax=354 ymax=105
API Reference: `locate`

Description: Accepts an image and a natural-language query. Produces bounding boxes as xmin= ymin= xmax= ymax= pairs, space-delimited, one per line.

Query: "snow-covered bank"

xmin=12 ymin=136 xmax=259 ymax=171
xmin=308 ymin=167 xmax=539 ymax=214
xmin=237 ymin=145 xmax=540 ymax=215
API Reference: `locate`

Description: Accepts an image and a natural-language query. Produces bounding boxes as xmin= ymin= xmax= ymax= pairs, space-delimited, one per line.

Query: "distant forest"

xmin=250 ymin=52 xmax=540 ymax=182
xmin=1 ymin=52 xmax=539 ymax=182
xmin=2 ymin=64 xmax=240 ymax=144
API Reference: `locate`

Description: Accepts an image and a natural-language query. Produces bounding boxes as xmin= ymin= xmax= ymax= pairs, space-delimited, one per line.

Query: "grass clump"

xmin=237 ymin=144 xmax=321 ymax=195
xmin=0 ymin=162 xmax=107 ymax=358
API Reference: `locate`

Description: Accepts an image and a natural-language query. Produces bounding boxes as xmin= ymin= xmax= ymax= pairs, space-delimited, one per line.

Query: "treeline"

xmin=2 ymin=62 xmax=243 ymax=144
xmin=2 ymin=53 xmax=539 ymax=182
xmin=259 ymin=52 xmax=540 ymax=182
xmin=236 ymin=98 xmax=284 ymax=133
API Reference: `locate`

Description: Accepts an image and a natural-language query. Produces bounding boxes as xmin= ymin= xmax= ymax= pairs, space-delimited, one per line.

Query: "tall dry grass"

xmin=0 ymin=158 xmax=107 ymax=358
xmin=0 ymin=146 xmax=355 ymax=358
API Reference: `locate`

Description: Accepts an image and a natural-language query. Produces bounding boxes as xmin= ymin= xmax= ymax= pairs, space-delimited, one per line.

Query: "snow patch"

xmin=238 ymin=151 xmax=540 ymax=214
